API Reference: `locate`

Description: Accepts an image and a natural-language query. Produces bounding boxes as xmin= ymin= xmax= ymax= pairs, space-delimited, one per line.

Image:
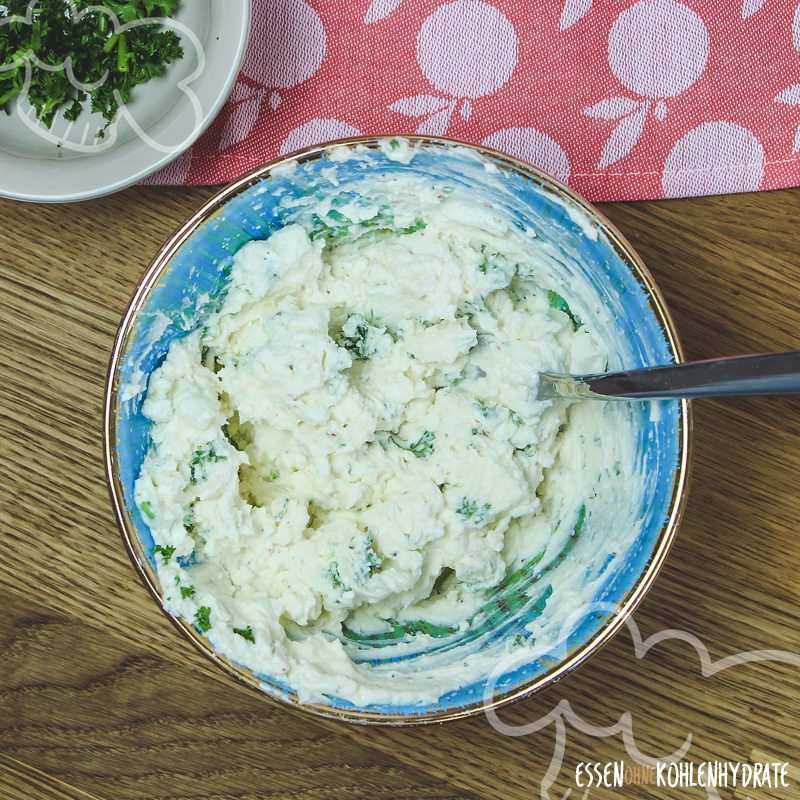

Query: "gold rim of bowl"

xmin=103 ymin=134 xmax=693 ymax=725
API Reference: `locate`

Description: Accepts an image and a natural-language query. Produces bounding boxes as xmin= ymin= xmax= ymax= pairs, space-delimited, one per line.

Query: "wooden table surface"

xmin=1 ymin=183 xmax=799 ymax=800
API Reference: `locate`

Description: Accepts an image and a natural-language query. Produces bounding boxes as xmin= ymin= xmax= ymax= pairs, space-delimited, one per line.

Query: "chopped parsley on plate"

xmin=0 ymin=0 xmax=184 ymax=134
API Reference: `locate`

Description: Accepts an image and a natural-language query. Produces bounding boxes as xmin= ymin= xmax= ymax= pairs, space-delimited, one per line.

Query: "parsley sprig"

xmin=390 ymin=430 xmax=435 ymax=458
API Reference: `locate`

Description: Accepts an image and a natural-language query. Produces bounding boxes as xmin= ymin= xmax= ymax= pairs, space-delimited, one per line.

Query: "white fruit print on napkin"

xmin=583 ymin=0 xmax=709 ymax=169
xmin=364 ymin=0 xmax=405 ymax=23
xmin=279 ymin=118 xmax=362 ymax=155
xmin=774 ymin=3 xmax=800 ymax=152
xmin=482 ymin=128 xmax=571 ymax=184
xmin=389 ymin=0 xmax=518 ymax=136
xmin=742 ymin=0 xmax=767 ymax=17
xmin=560 ymin=0 xmax=593 ymax=30
xmin=220 ymin=0 xmax=326 ymax=151
xmin=661 ymin=121 xmax=765 ymax=198
xmin=219 ymin=83 xmax=267 ymax=151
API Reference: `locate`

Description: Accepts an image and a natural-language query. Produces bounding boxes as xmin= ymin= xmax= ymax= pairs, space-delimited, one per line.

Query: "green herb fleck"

xmin=330 ymin=564 xmax=342 ymax=588
xmin=477 ymin=250 xmax=510 ymax=275
xmin=233 ymin=625 xmax=255 ymax=643
xmin=547 ymin=290 xmax=583 ymax=331
xmin=574 ymin=504 xmax=587 ymax=536
xmin=275 ymin=498 xmax=289 ymax=522
xmin=474 ymin=398 xmax=498 ymax=418
xmin=457 ymin=499 xmax=478 ymax=518
xmin=189 ymin=444 xmax=227 ymax=484
xmin=408 ymin=430 xmax=435 ymax=457
xmin=180 ymin=585 xmax=196 ymax=600
xmin=338 ymin=313 xmax=373 ymax=360
xmin=400 ymin=218 xmax=426 ymax=234
xmin=329 ymin=562 xmax=347 ymax=591
xmin=183 ymin=507 xmax=196 ymax=536
xmin=365 ymin=536 xmax=382 ymax=571
xmin=456 ymin=498 xmax=492 ymax=523
xmin=140 ymin=501 xmax=155 ymax=520
xmin=310 ymin=205 xmax=424 ymax=243
xmin=153 ymin=544 xmax=175 ymax=564
xmin=342 ymin=618 xmax=457 ymax=642
xmin=309 ymin=210 xmax=352 ymax=241
xmin=390 ymin=430 xmax=435 ymax=458
xmin=195 ymin=606 xmax=212 ymax=633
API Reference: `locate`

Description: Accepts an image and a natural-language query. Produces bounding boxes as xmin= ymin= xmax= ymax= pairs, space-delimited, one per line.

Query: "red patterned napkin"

xmin=143 ymin=0 xmax=800 ymax=202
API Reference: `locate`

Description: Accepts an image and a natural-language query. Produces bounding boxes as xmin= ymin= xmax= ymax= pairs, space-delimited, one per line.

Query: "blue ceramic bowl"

xmin=104 ymin=136 xmax=691 ymax=724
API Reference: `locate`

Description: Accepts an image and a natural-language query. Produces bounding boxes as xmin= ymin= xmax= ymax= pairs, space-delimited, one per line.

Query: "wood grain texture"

xmin=0 ymin=590 xmax=479 ymax=800
xmin=0 ymin=754 xmax=104 ymax=800
xmin=2 ymin=185 xmax=800 ymax=800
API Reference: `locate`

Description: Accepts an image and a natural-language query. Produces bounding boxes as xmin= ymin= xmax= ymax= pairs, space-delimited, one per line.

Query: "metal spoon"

xmin=537 ymin=350 xmax=800 ymax=401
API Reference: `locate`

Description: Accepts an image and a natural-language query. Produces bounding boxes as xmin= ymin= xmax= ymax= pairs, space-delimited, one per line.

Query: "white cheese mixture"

xmin=135 ymin=165 xmax=640 ymax=707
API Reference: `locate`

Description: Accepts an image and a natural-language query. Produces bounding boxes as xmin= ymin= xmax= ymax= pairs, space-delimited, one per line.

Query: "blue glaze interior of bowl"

xmin=114 ymin=140 xmax=683 ymax=719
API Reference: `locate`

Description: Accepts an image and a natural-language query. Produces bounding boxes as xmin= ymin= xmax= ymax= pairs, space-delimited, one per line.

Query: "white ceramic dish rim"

xmin=0 ymin=0 xmax=251 ymax=203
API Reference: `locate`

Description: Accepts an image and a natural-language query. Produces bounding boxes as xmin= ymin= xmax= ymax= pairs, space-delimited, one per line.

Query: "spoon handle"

xmin=538 ymin=351 xmax=800 ymax=400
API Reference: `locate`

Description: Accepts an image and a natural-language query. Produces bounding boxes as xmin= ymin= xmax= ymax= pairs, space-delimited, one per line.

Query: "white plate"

xmin=0 ymin=0 xmax=251 ymax=202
